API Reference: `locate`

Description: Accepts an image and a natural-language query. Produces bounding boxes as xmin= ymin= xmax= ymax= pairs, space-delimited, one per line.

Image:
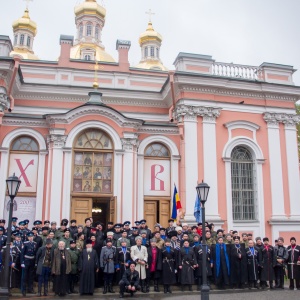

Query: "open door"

xmin=71 ymin=198 xmax=92 ymax=225
xmin=109 ymin=196 xmax=117 ymax=224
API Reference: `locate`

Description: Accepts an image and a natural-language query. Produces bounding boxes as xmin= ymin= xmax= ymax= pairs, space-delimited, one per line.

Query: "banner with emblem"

xmin=8 ymin=153 xmax=39 ymax=193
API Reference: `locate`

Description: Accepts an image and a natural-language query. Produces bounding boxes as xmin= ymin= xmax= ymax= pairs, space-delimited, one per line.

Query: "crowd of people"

xmin=0 ymin=216 xmax=299 ymax=298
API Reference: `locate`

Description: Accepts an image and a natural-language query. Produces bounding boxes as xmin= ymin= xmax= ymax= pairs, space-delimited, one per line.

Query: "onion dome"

xmin=139 ymin=21 xmax=162 ymax=46
xmin=75 ymin=0 xmax=106 ymax=19
xmin=12 ymin=9 xmax=37 ymax=36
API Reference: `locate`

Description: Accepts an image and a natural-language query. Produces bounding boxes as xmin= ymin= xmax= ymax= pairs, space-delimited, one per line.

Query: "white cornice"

xmin=137 ymin=126 xmax=179 ymax=135
xmin=2 ymin=117 xmax=47 ymax=127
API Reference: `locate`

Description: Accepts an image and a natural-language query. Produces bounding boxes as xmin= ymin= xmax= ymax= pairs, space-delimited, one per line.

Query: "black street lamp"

xmin=0 ymin=174 xmax=21 ymax=298
xmin=196 ymin=180 xmax=210 ymax=300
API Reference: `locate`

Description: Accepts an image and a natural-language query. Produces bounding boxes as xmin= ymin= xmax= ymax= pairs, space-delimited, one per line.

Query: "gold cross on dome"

xmin=145 ymin=9 xmax=155 ymax=22
xmin=23 ymin=0 xmax=33 ymax=10
xmin=91 ymin=59 xmax=104 ymax=89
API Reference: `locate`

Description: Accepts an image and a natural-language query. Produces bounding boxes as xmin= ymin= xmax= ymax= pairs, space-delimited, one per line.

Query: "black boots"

xmin=167 ymin=285 xmax=172 ymax=293
xmin=37 ymin=286 xmax=42 ymax=297
xmin=108 ymin=284 xmax=115 ymax=293
xmin=44 ymin=285 xmax=48 ymax=296
xmin=189 ymin=285 xmax=193 ymax=291
xmin=141 ymin=280 xmax=147 ymax=293
xmin=154 ymin=280 xmax=159 ymax=292
xmin=164 ymin=285 xmax=167 ymax=293
xmin=103 ymin=284 xmax=108 ymax=294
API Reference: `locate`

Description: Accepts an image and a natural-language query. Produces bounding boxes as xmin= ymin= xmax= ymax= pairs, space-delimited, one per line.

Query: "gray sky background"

xmin=1 ymin=0 xmax=300 ymax=86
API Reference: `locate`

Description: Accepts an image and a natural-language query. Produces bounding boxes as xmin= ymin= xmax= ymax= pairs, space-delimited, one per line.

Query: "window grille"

xmin=145 ymin=143 xmax=170 ymax=157
xmin=86 ymin=23 xmax=92 ymax=36
xmin=20 ymin=34 xmax=24 ymax=45
xmin=150 ymin=46 xmax=154 ymax=57
xmin=11 ymin=136 xmax=39 ymax=151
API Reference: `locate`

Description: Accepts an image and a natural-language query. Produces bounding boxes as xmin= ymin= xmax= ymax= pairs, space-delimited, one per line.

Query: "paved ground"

xmin=11 ymin=289 xmax=300 ymax=300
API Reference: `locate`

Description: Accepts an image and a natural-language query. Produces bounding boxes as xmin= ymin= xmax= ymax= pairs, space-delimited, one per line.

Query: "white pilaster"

xmin=283 ymin=119 xmax=300 ymax=218
xmin=121 ymin=133 xmax=139 ymax=223
xmin=61 ymin=148 xmax=72 ymax=220
xmin=137 ymin=154 xmax=144 ymax=220
xmin=0 ymin=148 xmax=9 ymax=215
xmin=115 ymin=150 xmax=124 ymax=222
xmin=263 ymin=113 xmax=285 ymax=219
xmin=202 ymin=114 xmax=220 ymax=221
xmin=46 ymin=131 xmax=67 ymax=223
xmin=35 ymin=150 xmax=48 ymax=220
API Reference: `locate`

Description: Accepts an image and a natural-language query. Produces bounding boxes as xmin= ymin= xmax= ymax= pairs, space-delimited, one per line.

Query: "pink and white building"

xmin=0 ymin=0 xmax=300 ymax=241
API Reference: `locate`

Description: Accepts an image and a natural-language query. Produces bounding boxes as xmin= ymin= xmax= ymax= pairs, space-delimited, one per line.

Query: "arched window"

xmin=79 ymin=24 xmax=83 ymax=39
xmin=14 ymin=35 xmax=18 ymax=45
xmin=231 ymin=146 xmax=256 ymax=221
xmin=27 ymin=36 xmax=31 ymax=47
xmin=9 ymin=136 xmax=39 ymax=193
xmin=11 ymin=136 xmax=39 ymax=151
xmin=95 ymin=25 xmax=100 ymax=40
xmin=84 ymin=54 xmax=91 ymax=61
xmin=86 ymin=23 xmax=92 ymax=36
xmin=144 ymin=47 xmax=148 ymax=58
xmin=20 ymin=34 xmax=24 ymax=45
xmin=145 ymin=143 xmax=170 ymax=157
xmin=150 ymin=46 xmax=154 ymax=57
xmin=73 ymin=129 xmax=113 ymax=194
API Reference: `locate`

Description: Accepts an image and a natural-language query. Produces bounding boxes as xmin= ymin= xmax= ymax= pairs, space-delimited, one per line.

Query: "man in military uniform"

xmin=21 ymin=231 xmax=38 ymax=296
xmin=55 ymin=219 xmax=68 ymax=240
xmin=205 ymin=231 xmax=216 ymax=247
xmin=0 ymin=226 xmax=7 ymax=251
xmin=33 ymin=220 xmax=43 ymax=235
xmin=139 ymin=220 xmax=151 ymax=240
xmin=274 ymin=237 xmax=289 ymax=289
xmin=43 ymin=220 xmax=51 ymax=229
xmin=18 ymin=221 xmax=28 ymax=242
xmin=123 ymin=221 xmax=131 ymax=235
xmin=68 ymin=240 xmax=80 ymax=294
xmin=165 ymin=219 xmax=176 ymax=237
xmin=129 ymin=227 xmax=140 ymax=246
xmin=113 ymin=224 xmax=123 ymax=242
xmin=32 ymin=226 xmax=43 ymax=249
xmin=100 ymin=238 xmax=116 ymax=294
xmin=60 ymin=228 xmax=73 ymax=249
xmin=117 ymin=231 xmax=130 ymax=248
xmin=69 ymin=220 xmax=78 ymax=239
xmin=241 ymin=233 xmax=249 ymax=247
xmin=50 ymin=221 xmax=57 ymax=234
xmin=41 ymin=226 xmax=50 ymax=244
xmin=11 ymin=217 xmax=18 ymax=231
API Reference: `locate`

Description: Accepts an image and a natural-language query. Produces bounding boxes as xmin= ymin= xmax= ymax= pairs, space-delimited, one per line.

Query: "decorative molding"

xmin=121 ymin=134 xmax=139 ymax=151
xmin=174 ymin=104 xmax=222 ymax=122
xmin=180 ymin=85 xmax=299 ymax=102
xmin=0 ymin=87 xmax=9 ymax=112
xmin=137 ymin=126 xmax=179 ymax=135
xmin=46 ymin=106 xmax=144 ymax=129
xmin=263 ymin=112 xmax=300 ymax=127
xmin=2 ymin=118 xmax=48 ymax=127
xmin=47 ymin=134 xmax=67 ymax=149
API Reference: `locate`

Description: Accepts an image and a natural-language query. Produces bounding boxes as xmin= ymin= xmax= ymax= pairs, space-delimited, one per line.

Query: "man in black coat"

xmin=119 ymin=261 xmax=140 ymax=298
xmin=35 ymin=238 xmax=54 ymax=296
xmin=230 ymin=237 xmax=247 ymax=289
xmin=287 ymin=237 xmax=300 ymax=290
xmin=273 ymin=237 xmax=288 ymax=289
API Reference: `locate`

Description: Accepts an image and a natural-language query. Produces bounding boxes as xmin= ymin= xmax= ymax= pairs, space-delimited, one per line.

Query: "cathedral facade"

xmin=0 ymin=0 xmax=300 ymax=241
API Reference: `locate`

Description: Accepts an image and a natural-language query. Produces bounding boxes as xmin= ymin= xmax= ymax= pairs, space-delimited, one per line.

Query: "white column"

xmin=45 ymin=132 xmax=67 ymax=223
xmin=121 ymin=133 xmax=139 ymax=223
xmin=284 ymin=120 xmax=300 ymax=218
xmin=0 ymin=148 xmax=9 ymax=214
xmin=35 ymin=150 xmax=48 ymax=220
xmin=201 ymin=111 xmax=221 ymax=221
xmin=263 ymin=114 xmax=286 ymax=219
xmin=61 ymin=148 xmax=72 ymax=220
xmin=114 ymin=150 xmax=124 ymax=222
xmin=137 ymin=154 xmax=144 ymax=220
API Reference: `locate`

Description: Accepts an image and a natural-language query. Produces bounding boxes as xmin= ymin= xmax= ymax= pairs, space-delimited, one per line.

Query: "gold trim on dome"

xmin=10 ymin=49 xmax=39 ymax=60
xmin=12 ymin=9 xmax=37 ymax=35
xmin=139 ymin=22 xmax=162 ymax=45
xmin=135 ymin=60 xmax=168 ymax=71
xmin=75 ymin=0 xmax=106 ymax=19
xmin=70 ymin=43 xmax=115 ymax=62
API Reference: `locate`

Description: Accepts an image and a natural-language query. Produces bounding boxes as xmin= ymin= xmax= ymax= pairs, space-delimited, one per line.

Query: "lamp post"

xmin=0 ymin=174 xmax=21 ymax=298
xmin=196 ymin=180 xmax=210 ymax=300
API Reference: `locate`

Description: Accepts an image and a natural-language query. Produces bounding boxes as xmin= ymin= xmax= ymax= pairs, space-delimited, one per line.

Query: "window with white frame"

xmin=86 ymin=23 xmax=92 ymax=36
xmin=150 ymin=46 xmax=154 ymax=57
xmin=144 ymin=47 xmax=148 ymax=58
xmin=20 ymin=34 xmax=24 ymax=45
xmin=156 ymin=47 xmax=159 ymax=58
xmin=27 ymin=36 xmax=31 ymax=47
xmin=84 ymin=54 xmax=91 ymax=61
xmin=14 ymin=35 xmax=18 ymax=45
xmin=231 ymin=146 xmax=256 ymax=221
xmin=95 ymin=25 xmax=100 ymax=40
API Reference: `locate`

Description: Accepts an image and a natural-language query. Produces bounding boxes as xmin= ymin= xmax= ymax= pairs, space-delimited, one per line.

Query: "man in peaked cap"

xmin=0 ymin=226 xmax=7 ymax=251
xmin=139 ymin=220 xmax=151 ymax=240
xmin=113 ymin=223 xmax=123 ymax=241
xmin=33 ymin=220 xmax=43 ymax=234
xmin=21 ymin=231 xmax=38 ymax=296
xmin=11 ymin=217 xmax=18 ymax=231
xmin=123 ymin=221 xmax=131 ymax=235
xmin=32 ymin=227 xmax=43 ymax=249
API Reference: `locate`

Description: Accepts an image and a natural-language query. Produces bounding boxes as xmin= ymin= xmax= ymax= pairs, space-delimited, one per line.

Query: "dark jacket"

xmin=35 ymin=246 xmax=54 ymax=275
xmin=121 ymin=269 xmax=140 ymax=287
xmin=51 ymin=248 xmax=72 ymax=275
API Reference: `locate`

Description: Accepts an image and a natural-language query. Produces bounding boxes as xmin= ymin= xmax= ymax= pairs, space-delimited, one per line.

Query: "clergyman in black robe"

xmin=78 ymin=239 xmax=99 ymax=295
xmin=230 ymin=237 xmax=247 ymax=288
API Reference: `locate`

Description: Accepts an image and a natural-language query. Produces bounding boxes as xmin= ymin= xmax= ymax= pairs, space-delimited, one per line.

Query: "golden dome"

xmin=12 ymin=9 xmax=37 ymax=35
xmin=70 ymin=43 xmax=115 ymax=62
xmin=10 ymin=49 xmax=39 ymax=60
xmin=75 ymin=0 xmax=106 ymax=19
xmin=139 ymin=22 xmax=162 ymax=45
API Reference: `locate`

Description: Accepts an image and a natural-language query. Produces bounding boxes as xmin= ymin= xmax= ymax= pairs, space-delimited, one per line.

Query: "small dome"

xmin=139 ymin=22 xmax=162 ymax=45
xmin=12 ymin=9 xmax=37 ymax=36
xmin=75 ymin=0 xmax=106 ymax=19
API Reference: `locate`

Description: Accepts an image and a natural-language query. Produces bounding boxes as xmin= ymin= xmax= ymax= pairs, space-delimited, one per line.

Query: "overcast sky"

xmin=1 ymin=0 xmax=300 ymax=85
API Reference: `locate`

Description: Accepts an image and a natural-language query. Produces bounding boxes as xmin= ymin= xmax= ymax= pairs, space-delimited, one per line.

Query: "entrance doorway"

xmin=144 ymin=199 xmax=170 ymax=231
xmin=71 ymin=197 xmax=116 ymax=228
